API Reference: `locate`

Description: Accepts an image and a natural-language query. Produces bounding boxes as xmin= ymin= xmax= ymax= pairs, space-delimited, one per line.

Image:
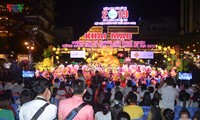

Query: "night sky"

xmin=55 ymin=0 xmax=180 ymax=40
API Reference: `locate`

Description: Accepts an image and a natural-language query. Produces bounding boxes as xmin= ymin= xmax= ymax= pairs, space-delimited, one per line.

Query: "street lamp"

xmin=24 ymin=41 xmax=35 ymax=69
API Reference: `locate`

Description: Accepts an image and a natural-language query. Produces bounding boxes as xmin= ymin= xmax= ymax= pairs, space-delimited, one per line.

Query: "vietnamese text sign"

xmin=62 ymin=41 xmax=156 ymax=49
xmin=70 ymin=51 xmax=85 ymax=58
xmin=131 ymin=51 xmax=154 ymax=59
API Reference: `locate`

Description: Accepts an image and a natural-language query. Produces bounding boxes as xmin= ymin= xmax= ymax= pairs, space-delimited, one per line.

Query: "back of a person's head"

xmin=179 ymin=108 xmax=190 ymax=119
xmin=184 ymin=84 xmax=189 ymax=89
xmin=102 ymin=99 xmax=110 ymax=115
xmin=32 ymin=77 xmax=50 ymax=94
xmin=114 ymin=91 xmax=123 ymax=101
xmin=0 ymin=94 xmax=10 ymax=109
xmin=127 ymin=92 xmax=137 ymax=104
xmin=127 ymin=80 xmax=132 ymax=87
xmin=115 ymin=81 xmax=121 ymax=86
xmin=52 ymin=87 xmax=58 ymax=98
xmin=5 ymin=89 xmax=13 ymax=97
xmin=20 ymin=90 xmax=34 ymax=105
xmin=155 ymin=83 xmax=160 ymax=89
xmin=193 ymin=110 xmax=200 ymax=120
xmin=163 ymin=108 xmax=175 ymax=120
xmin=132 ymin=85 xmax=137 ymax=92
xmin=148 ymin=86 xmax=154 ymax=93
xmin=142 ymin=92 xmax=151 ymax=103
xmin=54 ymin=78 xmax=59 ymax=83
xmin=116 ymin=111 xmax=130 ymax=120
xmin=166 ymin=77 xmax=174 ymax=86
xmin=77 ymin=70 xmax=82 ymax=74
xmin=71 ymin=79 xmax=86 ymax=95
xmin=141 ymin=84 xmax=147 ymax=91
xmin=150 ymin=98 xmax=162 ymax=120
xmin=59 ymin=81 xmax=66 ymax=89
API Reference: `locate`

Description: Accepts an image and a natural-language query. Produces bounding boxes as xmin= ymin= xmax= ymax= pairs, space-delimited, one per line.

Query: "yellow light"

xmin=164 ymin=55 xmax=167 ymax=58
xmin=24 ymin=42 xmax=28 ymax=45
xmin=158 ymin=46 xmax=162 ymax=50
xmin=56 ymin=56 xmax=59 ymax=60
xmin=170 ymin=49 xmax=176 ymax=55
xmin=163 ymin=47 xmax=167 ymax=51
xmin=55 ymin=51 xmax=59 ymax=54
xmin=78 ymin=47 xmax=80 ymax=50
xmin=193 ymin=49 xmax=196 ymax=52
xmin=52 ymin=47 xmax=56 ymax=51
xmin=57 ymin=48 xmax=60 ymax=51
xmin=64 ymin=48 xmax=68 ymax=51
xmin=82 ymin=48 xmax=85 ymax=51
xmin=27 ymin=46 xmax=29 ymax=49
xmin=31 ymin=46 xmax=34 ymax=50
xmin=167 ymin=46 xmax=171 ymax=49
xmin=167 ymin=58 xmax=171 ymax=61
xmin=86 ymin=52 xmax=89 ymax=56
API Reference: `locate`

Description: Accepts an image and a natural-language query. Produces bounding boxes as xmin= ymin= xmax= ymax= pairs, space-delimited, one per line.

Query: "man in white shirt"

xmin=19 ymin=78 xmax=57 ymax=120
xmin=158 ymin=77 xmax=178 ymax=110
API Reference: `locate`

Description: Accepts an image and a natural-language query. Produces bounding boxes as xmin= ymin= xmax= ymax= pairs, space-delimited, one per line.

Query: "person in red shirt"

xmin=58 ymin=79 xmax=94 ymax=120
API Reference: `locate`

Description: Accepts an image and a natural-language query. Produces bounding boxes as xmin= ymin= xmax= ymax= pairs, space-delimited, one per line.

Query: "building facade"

xmin=0 ymin=0 xmax=56 ymax=61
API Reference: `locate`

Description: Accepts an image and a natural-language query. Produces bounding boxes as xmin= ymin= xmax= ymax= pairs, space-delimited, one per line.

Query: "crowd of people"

xmin=0 ymin=70 xmax=200 ymax=120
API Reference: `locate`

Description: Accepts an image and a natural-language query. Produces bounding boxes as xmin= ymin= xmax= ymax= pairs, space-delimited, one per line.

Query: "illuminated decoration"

xmin=6 ymin=4 xmax=24 ymax=13
xmin=62 ymin=40 xmax=156 ymax=49
xmin=84 ymin=32 xmax=132 ymax=40
xmin=131 ymin=51 xmax=154 ymax=59
xmin=94 ymin=6 xmax=136 ymax=25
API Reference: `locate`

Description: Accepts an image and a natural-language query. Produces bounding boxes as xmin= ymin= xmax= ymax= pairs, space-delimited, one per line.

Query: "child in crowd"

xmin=179 ymin=109 xmax=190 ymax=120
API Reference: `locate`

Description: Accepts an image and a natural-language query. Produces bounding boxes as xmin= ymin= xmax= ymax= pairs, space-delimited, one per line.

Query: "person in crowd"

xmin=57 ymin=81 xmax=67 ymax=100
xmin=139 ymin=91 xmax=151 ymax=106
xmin=178 ymin=89 xmax=191 ymax=108
xmin=158 ymin=77 xmax=178 ymax=110
xmin=163 ymin=108 xmax=175 ymax=120
xmin=104 ymin=88 xmax=112 ymax=102
xmin=110 ymin=91 xmax=124 ymax=120
xmin=147 ymin=98 xmax=162 ymax=120
xmin=192 ymin=85 xmax=200 ymax=108
xmin=132 ymin=85 xmax=140 ymax=102
xmin=193 ymin=110 xmax=200 ymax=120
xmin=77 ymin=69 xmax=85 ymax=81
xmin=139 ymin=84 xmax=148 ymax=101
xmin=83 ymin=87 xmax=93 ymax=104
xmin=5 ymin=89 xmax=15 ymax=104
xmin=111 ymin=81 xmax=123 ymax=101
xmin=95 ymin=99 xmax=112 ymax=120
xmin=0 ymin=93 xmax=15 ymax=120
xmin=184 ymin=84 xmax=194 ymax=97
xmin=50 ymin=87 xmax=59 ymax=106
xmin=20 ymin=89 xmax=35 ymax=105
xmin=148 ymin=86 xmax=155 ymax=99
xmin=53 ymin=78 xmax=60 ymax=88
xmin=4 ymin=79 xmax=13 ymax=90
xmin=90 ymin=71 xmax=103 ymax=104
xmin=179 ymin=108 xmax=190 ymax=120
xmin=58 ymin=79 xmax=94 ymax=120
xmin=116 ymin=111 xmax=130 ymax=120
xmin=105 ymin=77 xmax=114 ymax=91
xmin=11 ymin=79 xmax=24 ymax=96
xmin=19 ymin=78 xmax=57 ymax=120
xmin=123 ymin=92 xmax=144 ymax=119
xmin=123 ymin=80 xmax=133 ymax=98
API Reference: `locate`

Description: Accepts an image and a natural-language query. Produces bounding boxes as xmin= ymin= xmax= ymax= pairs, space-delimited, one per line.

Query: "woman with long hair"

xmin=147 ymin=98 xmax=162 ymax=120
xmin=139 ymin=92 xmax=151 ymax=106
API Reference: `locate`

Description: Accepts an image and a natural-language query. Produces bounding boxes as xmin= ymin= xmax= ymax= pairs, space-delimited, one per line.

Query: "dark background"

xmin=55 ymin=0 xmax=180 ymax=40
